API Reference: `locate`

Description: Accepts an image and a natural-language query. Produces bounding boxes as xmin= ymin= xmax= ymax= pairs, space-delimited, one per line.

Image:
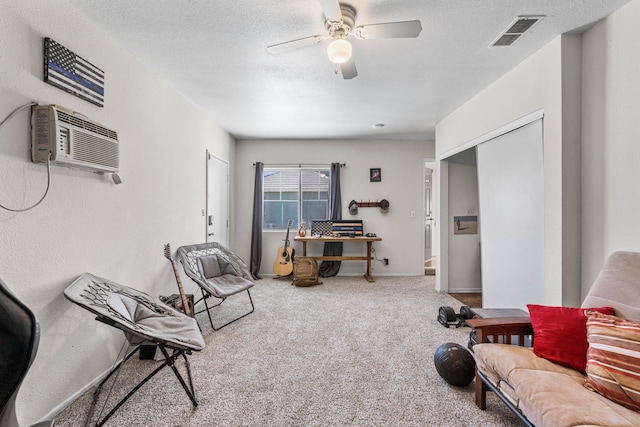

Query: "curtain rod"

xmin=253 ymin=162 xmax=346 ymax=168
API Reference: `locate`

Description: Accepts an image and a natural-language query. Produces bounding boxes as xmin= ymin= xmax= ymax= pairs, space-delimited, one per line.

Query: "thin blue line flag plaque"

xmin=44 ymin=38 xmax=105 ymax=107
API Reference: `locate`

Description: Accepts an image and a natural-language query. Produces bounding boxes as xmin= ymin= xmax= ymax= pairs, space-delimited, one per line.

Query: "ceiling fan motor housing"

xmin=325 ymin=4 xmax=356 ymax=38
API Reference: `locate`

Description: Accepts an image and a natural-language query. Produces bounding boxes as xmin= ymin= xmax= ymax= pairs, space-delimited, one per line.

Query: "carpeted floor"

xmin=54 ymin=276 xmax=522 ymax=426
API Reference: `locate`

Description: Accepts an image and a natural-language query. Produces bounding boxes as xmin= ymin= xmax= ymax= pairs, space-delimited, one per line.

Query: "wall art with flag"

xmin=44 ymin=38 xmax=105 ymax=107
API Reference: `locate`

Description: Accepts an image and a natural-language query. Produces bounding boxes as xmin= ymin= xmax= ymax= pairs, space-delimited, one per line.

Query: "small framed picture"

xmin=370 ymin=168 xmax=382 ymax=182
xmin=454 ymin=215 xmax=478 ymax=235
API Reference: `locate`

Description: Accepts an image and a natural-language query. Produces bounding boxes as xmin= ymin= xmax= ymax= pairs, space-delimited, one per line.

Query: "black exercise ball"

xmin=434 ymin=342 xmax=476 ymax=386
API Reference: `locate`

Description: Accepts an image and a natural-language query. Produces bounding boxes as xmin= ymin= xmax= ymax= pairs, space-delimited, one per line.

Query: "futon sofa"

xmin=470 ymin=251 xmax=640 ymax=427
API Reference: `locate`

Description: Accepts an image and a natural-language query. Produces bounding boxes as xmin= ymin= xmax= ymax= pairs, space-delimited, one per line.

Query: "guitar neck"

xmin=282 ymin=221 xmax=292 ymax=251
xmin=170 ymin=260 xmax=191 ymax=316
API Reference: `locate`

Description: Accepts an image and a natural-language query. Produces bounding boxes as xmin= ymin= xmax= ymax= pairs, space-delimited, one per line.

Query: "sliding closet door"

xmin=476 ymin=119 xmax=544 ymax=309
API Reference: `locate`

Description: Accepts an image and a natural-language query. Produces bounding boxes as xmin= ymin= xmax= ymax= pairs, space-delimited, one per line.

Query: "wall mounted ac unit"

xmin=31 ymin=104 xmax=119 ymax=173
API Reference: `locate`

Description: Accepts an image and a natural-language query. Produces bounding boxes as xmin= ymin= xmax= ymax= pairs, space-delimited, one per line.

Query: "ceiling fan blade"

xmin=340 ymin=57 xmax=357 ymax=80
xmin=318 ymin=0 xmax=342 ymax=22
xmin=354 ymin=20 xmax=423 ymax=39
xmin=267 ymin=35 xmax=326 ymax=55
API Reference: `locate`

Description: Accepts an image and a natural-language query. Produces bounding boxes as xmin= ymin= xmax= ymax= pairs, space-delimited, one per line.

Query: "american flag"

xmin=44 ymin=38 xmax=105 ymax=107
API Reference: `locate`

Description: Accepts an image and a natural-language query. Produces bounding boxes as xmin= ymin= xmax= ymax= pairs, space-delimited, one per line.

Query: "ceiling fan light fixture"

xmin=327 ymin=39 xmax=352 ymax=64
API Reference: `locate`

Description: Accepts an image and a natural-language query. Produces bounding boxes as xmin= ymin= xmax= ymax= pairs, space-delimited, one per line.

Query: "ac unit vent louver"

xmin=56 ymin=110 xmax=118 ymax=140
xmin=31 ymin=105 xmax=119 ymax=173
xmin=491 ymin=15 xmax=544 ymax=47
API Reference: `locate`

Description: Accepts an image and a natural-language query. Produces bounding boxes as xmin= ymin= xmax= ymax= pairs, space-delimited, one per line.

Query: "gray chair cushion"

xmin=197 ymin=254 xmax=223 ymax=278
xmin=107 ymin=292 xmax=205 ymax=348
xmin=65 ymin=273 xmax=205 ymax=351
xmin=197 ymin=255 xmax=254 ymax=297
xmin=203 ymin=274 xmax=254 ymax=298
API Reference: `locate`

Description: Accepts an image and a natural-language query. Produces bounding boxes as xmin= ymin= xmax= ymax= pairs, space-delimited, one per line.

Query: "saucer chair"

xmin=64 ymin=273 xmax=205 ymax=426
xmin=176 ymin=242 xmax=255 ymax=331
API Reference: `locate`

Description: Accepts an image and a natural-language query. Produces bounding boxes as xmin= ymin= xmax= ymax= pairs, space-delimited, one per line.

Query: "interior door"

xmin=424 ymin=165 xmax=434 ymax=262
xmin=206 ymin=151 xmax=229 ymax=247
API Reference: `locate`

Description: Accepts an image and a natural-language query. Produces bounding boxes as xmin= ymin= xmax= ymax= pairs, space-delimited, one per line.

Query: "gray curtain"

xmin=250 ymin=162 xmax=263 ymax=279
xmin=319 ymin=162 xmax=343 ymax=277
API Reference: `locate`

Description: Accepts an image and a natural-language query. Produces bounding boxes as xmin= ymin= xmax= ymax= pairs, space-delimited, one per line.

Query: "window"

xmin=263 ymin=168 xmax=330 ymax=230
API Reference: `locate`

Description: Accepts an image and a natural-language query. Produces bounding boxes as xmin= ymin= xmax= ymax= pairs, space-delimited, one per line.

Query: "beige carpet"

xmin=53 ymin=276 xmax=521 ymax=426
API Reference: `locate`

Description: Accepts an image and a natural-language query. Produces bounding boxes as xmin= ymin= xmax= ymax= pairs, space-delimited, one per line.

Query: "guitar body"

xmin=273 ymin=219 xmax=295 ymax=276
xmin=273 ymin=246 xmax=294 ymax=276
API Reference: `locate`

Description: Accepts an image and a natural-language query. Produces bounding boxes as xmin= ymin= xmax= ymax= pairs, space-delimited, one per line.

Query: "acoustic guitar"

xmin=273 ymin=219 xmax=295 ymax=276
xmin=164 ymin=243 xmax=192 ymax=316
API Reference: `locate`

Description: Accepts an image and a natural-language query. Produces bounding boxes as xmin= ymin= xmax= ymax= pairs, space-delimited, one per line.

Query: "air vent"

xmin=490 ymin=15 xmax=544 ymax=47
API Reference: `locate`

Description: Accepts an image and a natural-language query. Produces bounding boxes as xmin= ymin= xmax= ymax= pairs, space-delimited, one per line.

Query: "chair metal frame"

xmin=193 ymin=290 xmax=255 ymax=331
xmin=85 ymin=336 xmax=198 ymax=427
xmin=176 ymin=242 xmax=255 ymax=331
xmin=64 ymin=274 xmax=203 ymax=427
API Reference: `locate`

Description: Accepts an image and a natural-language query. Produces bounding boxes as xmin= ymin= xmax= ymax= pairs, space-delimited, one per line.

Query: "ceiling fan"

xmin=267 ymin=0 xmax=422 ymax=79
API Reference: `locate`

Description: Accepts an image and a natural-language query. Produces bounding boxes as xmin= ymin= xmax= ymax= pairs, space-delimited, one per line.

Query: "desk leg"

xmin=301 ymin=241 xmax=307 ymax=256
xmin=474 ymin=328 xmax=487 ymax=409
xmin=364 ymin=241 xmax=374 ymax=282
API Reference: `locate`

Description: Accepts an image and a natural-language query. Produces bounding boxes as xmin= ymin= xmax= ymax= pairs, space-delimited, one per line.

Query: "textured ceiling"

xmin=67 ymin=0 xmax=630 ymax=141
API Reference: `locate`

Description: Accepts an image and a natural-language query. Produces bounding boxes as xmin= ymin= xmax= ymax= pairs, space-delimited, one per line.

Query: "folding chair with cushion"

xmin=64 ymin=273 xmax=205 ymax=427
xmin=0 ymin=278 xmax=54 ymax=427
xmin=176 ymin=242 xmax=255 ymax=331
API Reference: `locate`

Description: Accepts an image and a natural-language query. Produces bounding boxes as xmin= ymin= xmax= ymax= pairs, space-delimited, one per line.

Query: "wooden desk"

xmin=470 ymin=308 xmax=528 ymax=318
xmin=293 ymin=235 xmax=382 ymax=282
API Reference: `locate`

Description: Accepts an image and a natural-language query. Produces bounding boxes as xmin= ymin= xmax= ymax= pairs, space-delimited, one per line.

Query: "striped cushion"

xmin=584 ymin=311 xmax=640 ymax=411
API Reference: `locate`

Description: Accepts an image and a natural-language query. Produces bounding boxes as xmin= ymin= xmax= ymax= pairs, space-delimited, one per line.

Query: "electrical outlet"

xmin=383 ymin=258 xmax=389 ymax=266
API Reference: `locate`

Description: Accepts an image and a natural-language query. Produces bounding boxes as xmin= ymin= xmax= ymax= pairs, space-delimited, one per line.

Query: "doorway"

xmin=206 ymin=150 xmax=229 ymax=247
xmin=424 ymin=159 xmax=436 ymax=275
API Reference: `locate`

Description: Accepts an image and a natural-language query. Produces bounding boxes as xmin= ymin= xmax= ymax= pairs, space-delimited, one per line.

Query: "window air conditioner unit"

xmin=31 ymin=104 xmax=119 ymax=173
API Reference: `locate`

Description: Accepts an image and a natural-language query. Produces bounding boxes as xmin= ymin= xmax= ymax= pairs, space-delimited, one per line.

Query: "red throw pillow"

xmin=527 ymin=304 xmax=614 ymax=373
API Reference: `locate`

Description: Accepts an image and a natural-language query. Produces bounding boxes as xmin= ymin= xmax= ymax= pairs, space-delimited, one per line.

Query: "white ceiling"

xmin=67 ymin=0 xmax=630 ymax=141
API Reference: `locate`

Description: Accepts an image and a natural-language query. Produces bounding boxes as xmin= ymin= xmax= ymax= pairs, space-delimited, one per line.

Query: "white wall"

xmin=235 ymin=139 xmax=434 ymax=277
xmin=435 ymin=35 xmax=583 ymax=306
xmin=0 ymin=1 xmax=235 ymax=424
xmin=581 ymin=0 xmax=640 ymax=294
xmin=436 ymin=0 xmax=640 ymax=304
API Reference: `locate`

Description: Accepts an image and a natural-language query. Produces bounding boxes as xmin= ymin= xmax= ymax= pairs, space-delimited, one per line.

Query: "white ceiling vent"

xmin=491 ymin=15 xmax=544 ymax=47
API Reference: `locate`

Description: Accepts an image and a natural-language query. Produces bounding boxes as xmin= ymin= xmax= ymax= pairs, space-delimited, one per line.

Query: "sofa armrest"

xmin=466 ymin=316 xmax=532 ymax=347
xmin=467 ymin=316 xmax=533 ymax=411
